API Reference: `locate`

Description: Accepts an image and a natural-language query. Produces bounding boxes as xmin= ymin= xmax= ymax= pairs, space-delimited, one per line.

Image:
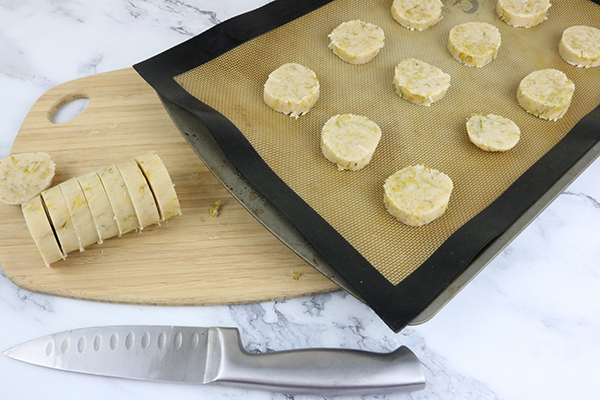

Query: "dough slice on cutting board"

xmin=77 ymin=171 xmax=119 ymax=243
xmin=0 ymin=152 xmax=55 ymax=205
xmin=97 ymin=165 xmax=139 ymax=236
xmin=135 ymin=151 xmax=181 ymax=221
xmin=59 ymin=178 xmax=99 ymax=248
xmin=41 ymin=185 xmax=81 ymax=254
xmin=21 ymin=195 xmax=65 ymax=267
xmin=117 ymin=159 xmax=160 ymax=229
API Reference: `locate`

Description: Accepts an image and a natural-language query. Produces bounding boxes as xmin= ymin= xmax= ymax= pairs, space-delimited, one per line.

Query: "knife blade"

xmin=3 ymin=325 xmax=425 ymax=396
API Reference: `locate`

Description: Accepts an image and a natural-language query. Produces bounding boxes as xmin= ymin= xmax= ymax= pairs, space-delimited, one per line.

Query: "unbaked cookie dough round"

xmin=0 ymin=152 xmax=55 ymax=205
xmin=384 ymin=165 xmax=453 ymax=227
xmin=321 ymin=114 xmax=382 ymax=171
xmin=559 ymin=25 xmax=600 ymax=68
xmin=264 ymin=63 xmax=320 ymax=118
xmin=328 ymin=20 xmax=385 ymax=64
xmin=448 ymin=22 xmax=501 ymax=67
xmin=517 ymin=69 xmax=574 ymax=121
xmin=466 ymin=114 xmax=521 ymax=152
xmin=391 ymin=0 xmax=443 ymax=31
xmin=496 ymin=0 xmax=551 ymax=28
xmin=393 ymin=58 xmax=451 ymax=106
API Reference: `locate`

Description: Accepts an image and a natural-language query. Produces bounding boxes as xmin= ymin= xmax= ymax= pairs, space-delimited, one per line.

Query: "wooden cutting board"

xmin=0 ymin=67 xmax=338 ymax=305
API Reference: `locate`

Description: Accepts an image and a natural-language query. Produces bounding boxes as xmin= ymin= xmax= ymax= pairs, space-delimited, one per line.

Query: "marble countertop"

xmin=1 ymin=1 xmax=600 ymax=399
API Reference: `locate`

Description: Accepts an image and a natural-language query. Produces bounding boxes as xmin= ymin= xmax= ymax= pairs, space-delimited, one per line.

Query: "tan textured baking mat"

xmin=175 ymin=0 xmax=600 ymax=285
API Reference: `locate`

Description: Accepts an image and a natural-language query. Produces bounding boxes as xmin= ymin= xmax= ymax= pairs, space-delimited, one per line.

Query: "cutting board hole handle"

xmin=49 ymin=94 xmax=90 ymax=124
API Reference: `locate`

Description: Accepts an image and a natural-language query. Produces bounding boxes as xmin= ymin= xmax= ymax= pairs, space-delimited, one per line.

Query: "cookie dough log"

xmin=117 ymin=159 xmax=160 ymax=230
xmin=59 ymin=178 xmax=100 ymax=249
xmin=135 ymin=151 xmax=181 ymax=221
xmin=466 ymin=114 xmax=521 ymax=152
xmin=264 ymin=63 xmax=320 ymax=118
xmin=22 ymin=195 xmax=65 ymax=267
xmin=517 ymin=69 xmax=575 ymax=121
xmin=77 ymin=171 xmax=119 ymax=244
xmin=384 ymin=165 xmax=453 ymax=227
xmin=321 ymin=114 xmax=382 ymax=171
xmin=559 ymin=26 xmax=600 ymax=68
xmin=393 ymin=58 xmax=451 ymax=106
xmin=328 ymin=20 xmax=385 ymax=64
xmin=391 ymin=0 xmax=443 ymax=31
xmin=41 ymin=185 xmax=82 ymax=254
xmin=496 ymin=0 xmax=551 ymax=28
xmin=97 ymin=165 xmax=139 ymax=236
xmin=0 ymin=152 xmax=55 ymax=205
xmin=448 ymin=22 xmax=501 ymax=67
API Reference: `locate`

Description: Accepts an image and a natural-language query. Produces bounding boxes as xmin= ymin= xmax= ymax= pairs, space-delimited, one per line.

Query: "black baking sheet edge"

xmin=134 ymin=0 xmax=600 ymax=332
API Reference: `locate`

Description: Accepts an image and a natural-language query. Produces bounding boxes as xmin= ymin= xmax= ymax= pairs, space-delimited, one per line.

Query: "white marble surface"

xmin=1 ymin=1 xmax=600 ymax=399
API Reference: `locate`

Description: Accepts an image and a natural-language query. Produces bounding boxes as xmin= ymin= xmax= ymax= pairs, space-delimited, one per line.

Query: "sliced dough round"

xmin=517 ymin=69 xmax=574 ymax=121
xmin=496 ymin=0 xmax=550 ymax=28
xmin=391 ymin=0 xmax=443 ymax=31
xmin=393 ymin=58 xmax=451 ymax=106
xmin=60 ymin=178 xmax=99 ymax=249
xmin=328 ymin=20 xmax=385 ymax=64
xmin=466 ymin=114 xmax=521 ymax=152
xmin=384 ymin=165 xmax=453 ymax=227
xmin=22 ymin=195 xmax=65 ymax=267
xmin=97 ymin=165 xmax=139 ymax=236
xmin=559 ymin=25 xmax=600 ymax=68
xmin=448 ymin=22 xmax=501 ymax=67
xmin=117 ymin=159 xmax=160 ymax=230
xmin=264 ymin=63 xmax=320 ymax=118
xmin=321 ymin=114 xmax=382 ymax=171
xmin=0 ymin=152 xmax=55 ymax=205
xmin=135 ymin=151 xmax=181 ymax=221
xmin=77 ymin=171 xmax=119 ymax=243
xmin=42 ymin=185 xmax=81 ymax=254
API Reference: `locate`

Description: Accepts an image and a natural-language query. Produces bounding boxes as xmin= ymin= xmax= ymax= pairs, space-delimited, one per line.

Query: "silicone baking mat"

xmin=135 ymin=0 xmax=600 ymax=331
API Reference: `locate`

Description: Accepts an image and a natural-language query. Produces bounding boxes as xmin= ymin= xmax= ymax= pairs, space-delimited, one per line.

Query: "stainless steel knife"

xmin=2 ymin=325 xmax=425 ymax=396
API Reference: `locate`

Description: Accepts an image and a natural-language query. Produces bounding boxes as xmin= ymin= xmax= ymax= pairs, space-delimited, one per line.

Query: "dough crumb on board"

xmin=393 ymin=58 xmax=451 ymax=106
xmin=448 ymin=22 xmax=501 ymax=67
xmin=321 ymin=114 xmax=382 ymax=171
xmin=384 ymin=165 xmax=453 ymax=227
xmin=466 ymin=114 xmax=521 ymax=152
xmin=0 ymin=152 xmax=55 ymax=205
xmin=391 ymin=0 xmax=443 ymax=31
xmin=328 ymin=20 xmax=385 ymax=64
xmin=517 ymin=69 xmax=574 ymax=121
xmin=559 ymin=25 xmax=600 ymax=68
xmin=263 ymin=63 xmax=320 ymax=118
xmin=21 ymin=195 xmax=65 ymax=267
xmin=496 ymin=0 xmax=551 ymax=28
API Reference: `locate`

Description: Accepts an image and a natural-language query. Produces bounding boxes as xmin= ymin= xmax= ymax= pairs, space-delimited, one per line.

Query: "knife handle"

xmin=203 ymin=327 xmax=425 ymax=396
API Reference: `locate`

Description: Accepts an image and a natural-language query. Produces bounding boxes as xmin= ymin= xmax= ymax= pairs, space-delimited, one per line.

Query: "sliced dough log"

xmin=517 ymin=69 xmax=574 ymax=121
xmin=77 ymin=171 xmax=119 ymax=243
xmin=384 ymin=165 xmax=453 ymax=227
xmin=59 ymin=178 xmax=99 ymax=248
xmin=135 ymin=151 xmax=181 ymax=221
xmin=264 ymin=63 xmax=320 ymax=118
xmin=391 ymin=0 xmax=443 ymax=31
xmin=117 ymin=159 xmax=160 ymax=229
xmin=321 ymin=114 xmax=382 ymax=171
xmin=0 ymin=152 xmax=55 ymax=205
xmin=328 ymin=20 xmax=385 ymax=64
xmin=496 ymin=0 xmax=551 ymax=28
xmin=22 ymin=195 xmax=65 ymax=267
xmin=41 ymin=185 xmax=81 ymax=254
xmin=559 ymin=26 xmax=600 ymax=68
xmin=393 ymin=58 xmax=451 ymax=106
xmin=466 ymin=114 xmax=521 ymax=152
xmin=97 ymin=165 xmax=139 ymax=236
xmin=448 ymin=22 xmax=501 ymax=67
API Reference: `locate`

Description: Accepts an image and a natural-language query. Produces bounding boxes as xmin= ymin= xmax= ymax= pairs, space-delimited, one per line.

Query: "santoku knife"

xmin=2 ymin=325 xmax=425 ymax=395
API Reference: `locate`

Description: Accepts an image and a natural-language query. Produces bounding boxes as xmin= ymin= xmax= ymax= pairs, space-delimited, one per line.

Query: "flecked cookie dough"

xmin=393 ymin=58 xmax=451 ymax=106
xmin=391 ymin=0 xmax=443 ymax=31
xmin=264 ymin=63 xmax=320 ymax=118
xmin=448 ymin=22 xmax=501 ymax=67
xmin=328 ymin=20 xmax=385 ymax=64
xmin=0 ymin=152 xmax=55 ymax=205
xmin=517 ymin=69 xmax=575 ymax=121
xmin=559 ymin=25 xmax=600 ymax=68
xmin=22 ymin=195 xmax=65 ymax=267
xmin=384 ymin=165 xmax=453 ymax=227
xmin=466 ymin=114 xmax=521 ymax=152
xmin=496 ymin=0 xmax=551 ymax=28
xmin=321 ymin=114 xmax=382 ymax=171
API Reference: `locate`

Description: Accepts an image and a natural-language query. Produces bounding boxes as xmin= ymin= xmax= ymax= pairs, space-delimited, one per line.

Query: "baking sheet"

xmin=135 ymin=0 xmax=600 ymax=331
